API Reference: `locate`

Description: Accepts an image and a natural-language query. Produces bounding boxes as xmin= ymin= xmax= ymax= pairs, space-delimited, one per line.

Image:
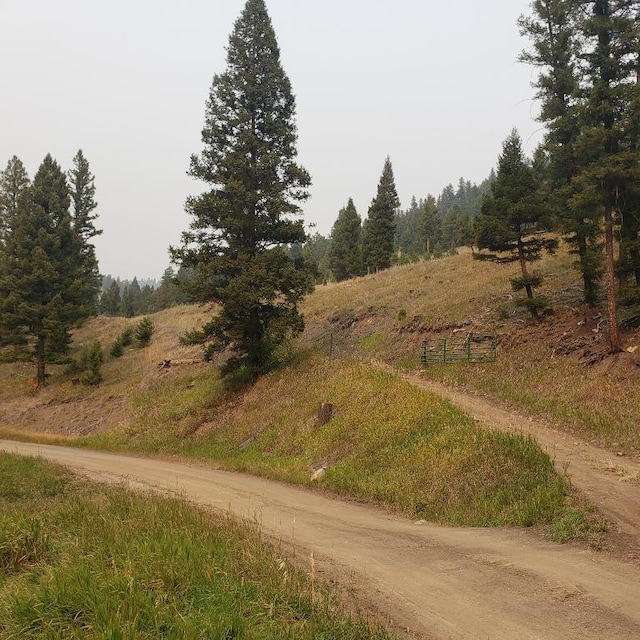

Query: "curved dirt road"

xmin=396 ymin=371 xmax=640 ymax=547
xmin=2 ymin=440 xmax=639 ymax=640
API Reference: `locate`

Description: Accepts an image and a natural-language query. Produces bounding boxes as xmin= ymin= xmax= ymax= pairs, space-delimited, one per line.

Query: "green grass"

xmin=0 ymin=452 xmax=391 ymax=640
xmin=81 ymin=353 xmax=587 ymax=531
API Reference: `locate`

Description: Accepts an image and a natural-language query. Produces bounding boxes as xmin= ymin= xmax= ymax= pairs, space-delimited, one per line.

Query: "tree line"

xmin=99 ymin=267 xmax=192 ymax=317
xmin=3 ymin=0 xmax=638 ymax=385
xmin=314 ymin=1 xmax=640 ymax=355
xmin=0 ymin=152 xmax=101 ymax=385
xmin=304 ymin=168 xmax=495 ymax=284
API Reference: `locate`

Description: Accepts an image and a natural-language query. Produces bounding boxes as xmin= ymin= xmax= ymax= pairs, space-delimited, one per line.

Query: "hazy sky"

xmin=1 ymin=0 xmax=543 ymax=280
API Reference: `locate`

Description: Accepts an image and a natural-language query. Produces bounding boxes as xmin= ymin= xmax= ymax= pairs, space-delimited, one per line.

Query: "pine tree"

xmin=171 ymin=0 xmax=312 ymax=375
xmin=362 ymin=156 xmax=400 ymax=272
xmin=520 ymin=0 xmax=604 ymax=307
xmin=68 ymin=150 xmax=101 ymax=313
xmin=441 ymin=204 xmax=463 ymax=252
xmin=520 ymin=0 xmax=640 ymax=348
xmin=120 ymin=284 xmax=135 ymax=318
xmin=475 ymin=130 xmax=558 ymax=318
xmin=421 ymin=195 xmax=441 ymax=257
xmin=394 ymin=196 xmax=427 ymax=260
xmin=0 ymin=156 xmax=30 ymax=244
xmin=329 ymin=198 xmax=362 ymax=281
xmin=0 ymin=155 xmax=91 ymax=385
xmin=100 ymin=280 xmax=121 ymax=316
xmin=566 ymin=0 xmax=639 ymax=350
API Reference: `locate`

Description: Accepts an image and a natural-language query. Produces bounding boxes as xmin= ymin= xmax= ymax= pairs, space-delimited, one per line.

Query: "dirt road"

xmin=2 ymin=439 xmax=639 ymax=640
xmin=396 ymin=371 xmax=640 ymax=548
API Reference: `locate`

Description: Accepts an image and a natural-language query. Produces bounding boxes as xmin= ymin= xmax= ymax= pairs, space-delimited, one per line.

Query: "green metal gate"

xmin=421 ymin=334 xmax=497 ymax=366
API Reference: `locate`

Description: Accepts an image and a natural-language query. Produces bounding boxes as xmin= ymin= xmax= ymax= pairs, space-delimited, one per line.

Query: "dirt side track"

xmin=2 ymin=440 xmax=639 ymax=640
xmin=396 ymin=370 xmax=640 ymax=549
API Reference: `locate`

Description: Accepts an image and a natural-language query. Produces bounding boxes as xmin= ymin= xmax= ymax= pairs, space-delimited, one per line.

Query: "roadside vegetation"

xmin=83 ymin=354 xmax=575 ymax=530
xmin=0 ymin=452 xmax=391 ymax=640
xmin=0 ymin=245 xmax=622 ymax=546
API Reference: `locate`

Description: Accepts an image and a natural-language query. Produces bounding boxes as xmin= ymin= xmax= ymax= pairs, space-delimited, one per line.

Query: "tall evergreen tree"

xmin=0 ymin=155 xmax=91 ymax=385
xmin=579 ymin=0 xmax=639 ymax=350
xmin=519 ymin=0 xmax=604 ymax=307
xmin=394 ymin=196 xmax=427 ymax=260
xmin=520 ymin=0 xmax=640 ymax=349
xmin=100 ymin=279 xmax=121 ymax=316
xmin=329 ymin=198 xmax=362 ymax=281
xmin=441 ymin=204 xmax=463 ymax=252
xmin=362 ymin=156 xmax=400 ymax=272
xmin=421 ymin=195 xmax=441 ymax=257
xmin=0 ymin=156 xmax=30 ymax=243
xmin=171 ymin=0 xmax=312 ymax=375
xmin=68 ymin=149 xmax=101 ymax=312
xmin=475 ymin=130 xmax=558 ymax=318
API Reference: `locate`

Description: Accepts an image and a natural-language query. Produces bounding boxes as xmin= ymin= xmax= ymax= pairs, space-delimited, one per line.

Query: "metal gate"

xmin=421 ymin=334 xmax=497 ymax=366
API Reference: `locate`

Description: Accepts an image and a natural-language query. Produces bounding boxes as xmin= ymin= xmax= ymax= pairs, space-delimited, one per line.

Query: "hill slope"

xmin=0 ymin=246 xmax=638 ymax=540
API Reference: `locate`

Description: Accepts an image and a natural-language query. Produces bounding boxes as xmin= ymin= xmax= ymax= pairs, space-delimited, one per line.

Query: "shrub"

xmin=110 ymin=337 xmax=124 ymax=358
xmin=81 ymin=341 xmax=104 ymax=385
xmin=135 ymin=317 xmax=155 ymax=347
xmin=120 ymin=326 xmax=134 ymax=347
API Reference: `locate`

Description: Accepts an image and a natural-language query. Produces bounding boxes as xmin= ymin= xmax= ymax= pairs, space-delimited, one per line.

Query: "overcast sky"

xmin=1 ymin=0 xmax=543 ymax=280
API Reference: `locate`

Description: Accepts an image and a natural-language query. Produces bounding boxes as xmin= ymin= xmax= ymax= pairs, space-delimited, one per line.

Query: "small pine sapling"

xmin=82 ymin=341 xmax=103 ymax=385
xmin=135 ymin=317 xmax=155 ymax=347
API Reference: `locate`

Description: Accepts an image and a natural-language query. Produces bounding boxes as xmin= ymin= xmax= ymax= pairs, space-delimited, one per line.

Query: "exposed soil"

xmin=2 ymin=439 xmax=639 ymax=640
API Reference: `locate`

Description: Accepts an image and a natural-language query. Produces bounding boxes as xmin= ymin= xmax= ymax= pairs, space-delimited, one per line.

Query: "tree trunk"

xmin=604 ymin=205 xmax=622 ymax=352
xmin=577 ymin=234 xmax=599 ymax=307
xmin=517 ymin=238 xmax=533 ymax=299
xmin=35 ymin=335 xmax=46 ymax=388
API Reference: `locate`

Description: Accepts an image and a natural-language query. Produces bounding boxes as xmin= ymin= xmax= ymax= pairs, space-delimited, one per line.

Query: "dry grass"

xmin=0 ymin=305 xmax=212 ymax=437
xmin=0 ymin=241 xmax=634 ymax=538
xmin=301 ymin=246 xmax=640 ymax=452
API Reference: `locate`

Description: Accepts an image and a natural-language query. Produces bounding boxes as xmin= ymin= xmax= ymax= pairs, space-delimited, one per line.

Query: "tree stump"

xmin=316 ymin=403 xmax=333 ymax=427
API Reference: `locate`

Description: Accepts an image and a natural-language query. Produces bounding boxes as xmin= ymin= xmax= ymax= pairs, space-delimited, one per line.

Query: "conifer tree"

xmin=100 ymin=280 xmax=121 ymax=316
xmin=442 ymin=204 xmax=463 ymax=252
xmin=171 ymin=0 xmax=312 ymax=375
xmin=421 ymin=195 xmax=441 ymax=257
xmin=329 ymin=198 xmax=362 ymax=281
xmin=0 ymin=156 xmax=30 ymax=243
xmin=578 ymin=0 xmax=639 ymax=350
xmin=0 ymin=155 xmax=91 ymax=385
xmin=120 ymin=284 xmax=135 ymax=318
xmin=475 ymin=130 xmax=558 ymax=318
xmin=68 ymin=149 xmax=101 ymax=312
xmin=519 ymin=0 xmax=640 ymax=349
xmin=362 ymin=156 xmax=400 ymax=272
xmin=519 ymin=0 xmax=604 ymax=307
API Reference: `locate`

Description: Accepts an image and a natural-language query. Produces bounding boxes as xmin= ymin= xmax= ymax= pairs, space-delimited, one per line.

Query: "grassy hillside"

xmin=301 ymin=248 xmax=640 ymax=451
xmin=1 ymin=244 xmax=632 ymax=540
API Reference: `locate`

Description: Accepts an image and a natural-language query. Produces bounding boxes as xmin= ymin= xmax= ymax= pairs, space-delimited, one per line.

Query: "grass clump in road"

xmin=0 ymin=452 xmax=391 ymax=640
